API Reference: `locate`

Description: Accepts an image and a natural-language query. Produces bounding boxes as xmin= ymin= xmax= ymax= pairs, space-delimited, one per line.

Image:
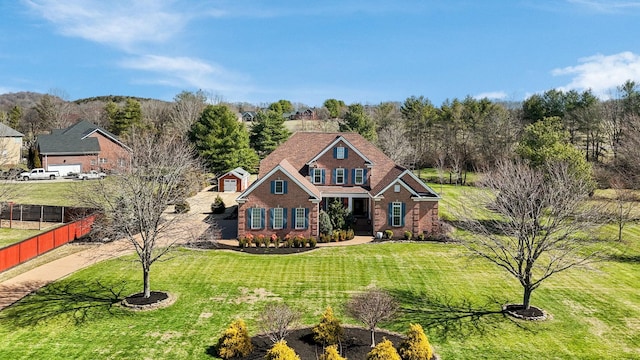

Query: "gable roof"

xmin=260 ymin=132 xmax=397 ymax=192
xmin=37 ymin=120 xmax=131 ymax=155
xmin=237 ymin=159 xmax=321 ymax=203
xmin=219 ymin=167 xmax=250 ymax=180
xmin=0 ymin=123 xmax=23 ymax=137
xmin=259 ymin=132 xmax=440 ymax=201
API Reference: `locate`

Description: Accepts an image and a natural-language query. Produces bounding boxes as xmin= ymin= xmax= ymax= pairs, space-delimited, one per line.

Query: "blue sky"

xmin=1 ymin=0 xmax=640 ymax=106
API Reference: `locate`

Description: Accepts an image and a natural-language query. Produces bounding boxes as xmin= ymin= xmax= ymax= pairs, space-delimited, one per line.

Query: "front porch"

xmin=317 ymin=186 xmax=373 ymax=235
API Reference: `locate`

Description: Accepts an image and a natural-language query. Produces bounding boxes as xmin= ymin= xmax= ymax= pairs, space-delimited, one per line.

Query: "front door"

xmin=352 ymin=198 xmax=368 ymax=218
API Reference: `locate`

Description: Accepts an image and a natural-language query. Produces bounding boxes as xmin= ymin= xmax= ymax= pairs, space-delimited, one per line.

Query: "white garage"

xmin=47 ymin=164 xmax=81 ymax=177
xmin=223 ymin=179 xmax=237 ymax=192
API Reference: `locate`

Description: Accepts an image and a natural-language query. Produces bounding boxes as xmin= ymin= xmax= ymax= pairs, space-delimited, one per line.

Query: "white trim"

xmin=335 ymin=168 xmax=346 ymax=185
xmin=294 ymin=207 xmax=306 ymax=229
xmin=354 ymin=168 xmax=365 ymax=185
xmin=374 ymin=170 xmax=441 ymax=199
xmin=305 ymin=135 xmax=373 ymax=165
xmin=273 ymin=207 xmax=284 ymax=229
xmin=375 ymin=178 xmax=420 ymax=197
xmin=391 ymin=202 xmax=402 ymax=227
xmin=274 ymin=179 xmax=285 ymax=194
xmin=236 ymin=163 xmax=320 ymax=202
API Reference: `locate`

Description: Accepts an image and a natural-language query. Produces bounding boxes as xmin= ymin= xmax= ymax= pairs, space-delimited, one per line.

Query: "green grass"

xmin=1 ymin=180 xmax=639 ymax=359
xmin=0 ymin=242 xmax=638 ymax=359
xmin=0 ymin=228 xmax=44 ymax=248
xmin=7 ymin=181 xmax=90 ymax=206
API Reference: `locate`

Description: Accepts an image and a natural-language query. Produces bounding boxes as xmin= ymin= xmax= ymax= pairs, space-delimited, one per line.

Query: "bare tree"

xmin=345 ymin=289 xmax=398 ymax=347
xmin=377 ymin=124 xmax=413 ymax=167
xmin=169 ymin=90 xmax=207 ymax=136
xmin=79 ymin=133 xmax=201 ymax=298
xmin=609 ymin=176 xmax=638 ymax=242
xmin=456 ymin=161 xmax=601 ymax=312
xmin=258 ymin=303 xmax=301 ymax=343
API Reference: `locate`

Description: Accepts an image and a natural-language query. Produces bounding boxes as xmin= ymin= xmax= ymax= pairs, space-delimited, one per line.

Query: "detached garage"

xmin=218 ymin=167 xmax=250 ymax=192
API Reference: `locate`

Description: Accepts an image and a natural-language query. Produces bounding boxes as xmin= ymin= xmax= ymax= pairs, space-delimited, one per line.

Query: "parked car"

xmin=19 ymin=168 xmax=60 ymax=180
xmin=77 ymin=170 xmax=107 ymax=180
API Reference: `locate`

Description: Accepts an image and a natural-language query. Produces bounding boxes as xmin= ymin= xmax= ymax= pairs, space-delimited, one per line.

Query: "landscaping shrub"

xmin=319 ymin=210 xmax=333 ymax=235
xmin=398 ymin=323 xmax=433 ymax=360
xmin=320 ymin=234 xmax=331 ymax=243
xmin=265 ymin=340 xmax=300 ymax=360
xmin=174 ymin=200 xmax=190 ymax=214
xmin=211 ymin=195 xmax=226 ymax=214
xmin=237 ymin=237 xmax=246 ymax=248
xmin=309 ymin=237 xmax=317 ymax=248
xmin=217 ymin=319 xmax=253 ymax=359
xmin=245 ymin=234 xmax=254 ymax=247
xmin=404 ymin=231 xmax=413 ymax=240
xmin=285 ymin=235 xmax=294 ymax=248
xmin=367 ymin=338 xmax=400 ymax=360
xmin=416 ymin=233 xmax=426 ymax=241
xmin=384 ymin=230 xmax=393 ymax=239
xmin=255 ymin=236 xmax=263 ymax=248
xmin=346 ymin=229 xmax=355 ymax=240
xmin=320 ymin=344 xmax=346 ymax=360
xmin=313 ymin=306 xmax=344 ymax=346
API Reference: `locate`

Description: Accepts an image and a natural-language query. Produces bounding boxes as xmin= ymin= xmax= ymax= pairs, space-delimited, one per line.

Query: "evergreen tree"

xmin=8 ymin=105 xmax=22 ymax=129
xmin=313 ymin=306 xmax=344 ymax=346
xmin=217 ymin=319 xmax=254 ymax=359
xmin=398 ymin=324 xmax=433 ymax=360
xmin=265 ymin=340 xmax=300 ymax=360
xmin=249 ymin=110 xmax=291 ymax=158
xmin=366 ymin=338 xmax=400 ymax=360
xmin=189 ymin=105 xmax=259 ymax=174
xmin=106 ymin=99 xmax=143 ymax=136
xmin=340 ymin=103 xmax=377 ymax=142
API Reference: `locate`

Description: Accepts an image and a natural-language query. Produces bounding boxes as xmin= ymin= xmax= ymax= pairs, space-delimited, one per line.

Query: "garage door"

xmin=47 ymin=164 xmax=82 ymax=176
xmin=223 ymin=179 xmax=237 ymax=192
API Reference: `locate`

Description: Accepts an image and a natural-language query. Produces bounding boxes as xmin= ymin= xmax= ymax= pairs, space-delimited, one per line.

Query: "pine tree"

xmin=398 ymin=324 xmax=433 ymax=360
xmin=339 ymin=103 xmax=377 ymax=142
xmin=313 ymin=306 xmax=344 ymax=346
xmin=217 ymin=319 xmax=254 ymax=359
xmin=189 ymin=105 xmax=259 ymax=174
xmin=366 ymin=338 xmax=400 ymax=360
xmin=320 ymin=344 xmax=346 ymax=360
xmin=265 ymin=340 xmax=300 ymax=360
xmin=249 ymin=110 xmax=291 ymax=158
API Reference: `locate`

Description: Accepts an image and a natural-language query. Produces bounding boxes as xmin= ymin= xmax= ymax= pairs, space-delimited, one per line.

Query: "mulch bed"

xmin=121 ymin=291 xmax=177 ymax=311
xmin=185 ymin=241 xmax=318 ymax=255
xmin=503 ymin=304 xmax=548 ymax=320
xmin=216 ymin=327 xmax=406 ymax=360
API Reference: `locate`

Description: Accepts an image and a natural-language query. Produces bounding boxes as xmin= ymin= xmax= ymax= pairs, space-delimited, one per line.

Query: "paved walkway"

xmin=0 ymin=187 xmax=225 ymax=310
xmin=0 ymin=188 xmax=372 ymax=310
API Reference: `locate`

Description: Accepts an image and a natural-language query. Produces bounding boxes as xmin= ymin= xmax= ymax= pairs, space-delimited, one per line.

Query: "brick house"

xmin=36 ymin=120 xmax=131 ymax=176
xmin=236 ymin=132 xmax=440 ymax=239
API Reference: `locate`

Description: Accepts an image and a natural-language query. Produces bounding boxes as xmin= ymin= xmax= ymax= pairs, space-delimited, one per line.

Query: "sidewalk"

xmin=0 ymin=186 xmax=224 ymax=311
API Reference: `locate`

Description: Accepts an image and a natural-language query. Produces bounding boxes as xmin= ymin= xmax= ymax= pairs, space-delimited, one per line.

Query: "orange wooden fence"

xmin=0 ymin=215 xmax=96 ymax=273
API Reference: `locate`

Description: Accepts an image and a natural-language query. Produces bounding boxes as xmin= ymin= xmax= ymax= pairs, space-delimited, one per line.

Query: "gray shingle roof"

xmin=0 ymin=123 xmax=24 ymax=137
xmin=36 ymin=120 xmax=127 ymax=155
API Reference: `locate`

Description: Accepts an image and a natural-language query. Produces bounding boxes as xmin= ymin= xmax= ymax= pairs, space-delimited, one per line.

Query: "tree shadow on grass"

xmin=390 ymin=289 xmax=536 ymax=341
xmin=0 ymin=279 xmax=130 ymax=327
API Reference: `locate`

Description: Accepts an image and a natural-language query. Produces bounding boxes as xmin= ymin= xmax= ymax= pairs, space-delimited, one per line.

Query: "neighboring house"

xmin=288 ymin=108 xmax=317 ymax=121
xmin=236 ymin=132 xmax=440 ymax=239
xmin=36 ymin=120 xmax=132 ymax=176
xmin=0 ymin=123 xmax=23 ymax=166
xmin=241 ymin=111 xmax=257 ymax=122
xmin=218 ymin=167 xmax=250 ymax=192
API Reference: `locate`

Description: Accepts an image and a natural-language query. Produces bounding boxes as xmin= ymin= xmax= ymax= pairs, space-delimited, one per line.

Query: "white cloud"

xmin=567 ymin=0 xmax=640 ymax=13
xmin=552 ymin=52 xmax=640 ymax=97
xmin=474 ymin=91 xmax=507 ymax=100
xmin=119 ymin=55 xmax=250 ymax=93
xmin=23 ymin=0 xmax=191 ymax=50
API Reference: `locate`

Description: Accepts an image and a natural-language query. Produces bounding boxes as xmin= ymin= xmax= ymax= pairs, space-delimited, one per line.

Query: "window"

xmin=335 ymin=168 xmax=346 ymax=184
xmin=335 ymin=146 xmax=345 ymax=159
xmin=99 ymin=158 xmax=107 ymax=164
xmin=394 ymin=184 xmax=401 ymax=193
xmin=250 ymin=208 xmax=264 ymax=229
xmin=312 ymin=169 xmax=324 ymax=184
xmin=271 ymin=180 xmax=287 ymax=194
xmin=118 ymin=158 xmax=126 ymax=167
xmin=294 ymin=207 xmax=307 ymax=229
xmin=391 ymin=202 xmax=403 ymax=227
xmin=272 ymin=208 xmax=284 ymax=229
xmin=354 ymin=168 xmax=364 ymax=185
xmin=90 ymin=160 xmax=96 ymax=166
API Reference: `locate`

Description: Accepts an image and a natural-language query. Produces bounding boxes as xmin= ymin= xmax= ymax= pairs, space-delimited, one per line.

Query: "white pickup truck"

xmin=77 ymin=170 xmax=107 ymax=180
xmin=19 ymin=168 xmax=60 ymax=180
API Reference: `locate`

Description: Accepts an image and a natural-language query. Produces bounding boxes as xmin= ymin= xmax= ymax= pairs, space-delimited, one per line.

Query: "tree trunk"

xmin=523 ymin=286 xmax=532 ymax=310
xmin=370 ymin=329 xmax=376 ymax=347
xmin=143 ymin=267 xmax=151 ymax=298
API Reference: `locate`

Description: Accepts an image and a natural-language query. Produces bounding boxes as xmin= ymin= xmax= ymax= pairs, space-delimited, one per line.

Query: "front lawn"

xmin=0 ymin=228 xmax=43 ymax=248
xmin=0 ymin=241 xmax=638 ymax=359
xmin=7 ymin=181 xmax=90 ymax=206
